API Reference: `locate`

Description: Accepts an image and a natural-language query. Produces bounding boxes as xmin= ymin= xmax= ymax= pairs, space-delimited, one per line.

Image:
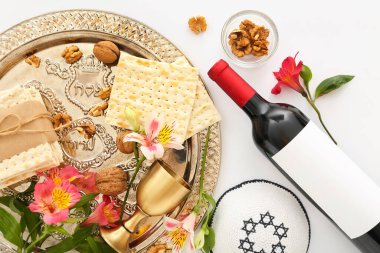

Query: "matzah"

xmin=173 ymin=57 xmax=221 ymax=138
xmin=105 ymin=54 xmax=198 ymax=143
xmin=0 ymin=86 xmax=63 ymax=189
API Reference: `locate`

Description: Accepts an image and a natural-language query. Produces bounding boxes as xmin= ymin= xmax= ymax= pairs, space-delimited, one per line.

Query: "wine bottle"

xmin=208 ymin=59 xmax=380 ymax=253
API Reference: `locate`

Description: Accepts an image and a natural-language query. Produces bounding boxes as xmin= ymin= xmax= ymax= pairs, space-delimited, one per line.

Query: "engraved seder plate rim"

xmin=0 ymin=9 xmax=221 ymax=252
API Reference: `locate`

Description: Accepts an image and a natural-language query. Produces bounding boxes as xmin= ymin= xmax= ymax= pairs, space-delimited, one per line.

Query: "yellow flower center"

xmin=103 ymin=205 xmax=118 ymax=223
xmin=53 ymin=177 xmax=62 ymax=186
xmin=52 ymin=188 xmax=71 ymax=209
xmin=168 ymin=227 xmax=188 ymax=249
xmin=157 ymin=124 xmax=174 ymax=144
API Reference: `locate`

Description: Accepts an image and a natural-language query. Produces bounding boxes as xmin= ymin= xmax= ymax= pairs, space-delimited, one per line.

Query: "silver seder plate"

xmin=0 ymin=10 xmax=221 ymax=252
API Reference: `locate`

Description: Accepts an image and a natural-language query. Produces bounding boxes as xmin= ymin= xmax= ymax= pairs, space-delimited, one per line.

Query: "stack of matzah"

xmin=0 ymin=86 xmax=63 ymax=189
xmin=105 ymin=54 xmax=221 ymax=142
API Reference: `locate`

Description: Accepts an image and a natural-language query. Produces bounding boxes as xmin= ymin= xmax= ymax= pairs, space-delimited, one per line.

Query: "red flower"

xmin=73 ymin=171 xmax=98 ymax=194
xmin=272 ymin=52 xmax=306 ymax=96
xmin=82 ymin=195 xmax=120 ymax=227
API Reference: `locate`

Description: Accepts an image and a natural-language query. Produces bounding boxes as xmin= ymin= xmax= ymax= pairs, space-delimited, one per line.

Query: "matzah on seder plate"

xmin=105 ymin=54 xmax=221 ymax=142
xmin=0 ymin=86 xmax=63 ymax=189
xmin=105 ymin=54 xmax=199 ymax=143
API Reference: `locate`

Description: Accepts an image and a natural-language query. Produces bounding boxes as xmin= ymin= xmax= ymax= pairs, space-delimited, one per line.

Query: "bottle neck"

xmin=208 ymin=59 xmax=256 ymax=108
xmin=242 ymin=93 xmax=270 ymax=117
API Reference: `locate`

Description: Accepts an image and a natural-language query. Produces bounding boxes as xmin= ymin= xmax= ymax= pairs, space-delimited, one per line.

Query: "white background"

xmin=1 ymin=1 xmax=379 ymax=252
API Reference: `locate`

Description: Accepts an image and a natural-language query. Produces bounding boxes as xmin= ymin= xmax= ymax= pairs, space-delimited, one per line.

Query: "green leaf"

xmin=46 ymin=226 xmax=72 ymax=237
xmin=0 ymin=196 xmax=42 ymax=241
xmin=0 ymin=207 xmax=23 ymax=248
xmin=9 ymin=198 xmax=22 ymax=215
xmin=23 ymin=209 xmax=41 ymax=241
xmin=86 ymin=236 xmax=102 ymax=253
xmin=74 ymin=193 xmax=98 ymax=209
xmin=203 ymin=227 xmax=215 ymax=253
xmin=92 ymin=236 xmax=117 ymax=252
xmin=44 ymin=226 xmax=93 ymax=253
xmin=20 ymin=216 xmax=27 ymax=234
xmin=315 ymin=75 xmax=354 ymax=99
xmin=76 ymin=241 xmax=92 ymax=253
xmin=202 ymin=193 xmax=216 ymax=225
xmin=300 ymin=64 xmax=313 ymax=88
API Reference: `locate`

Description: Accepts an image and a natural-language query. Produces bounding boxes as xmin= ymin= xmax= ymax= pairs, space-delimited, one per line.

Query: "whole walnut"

xmin=116 ymin=131 xmax=134 ymax=154
xmin=96 ymin=167 xmax=128 ymax=196
xmin=93 ymin=41 xmax=120 ymax=64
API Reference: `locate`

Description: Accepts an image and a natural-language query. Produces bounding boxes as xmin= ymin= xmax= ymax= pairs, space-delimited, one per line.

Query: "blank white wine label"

xmin=272 ymin=121 xmax=380 ymax=239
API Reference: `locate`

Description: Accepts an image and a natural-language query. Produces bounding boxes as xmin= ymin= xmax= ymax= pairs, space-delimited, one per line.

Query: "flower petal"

xmin=140 ymin=143 xmax=164 ymax=160
xmin=73 ymin=171 xmax=98 ymax=194
xmin=163 ymin=216 xmax=182 ymax=231
xmin=145 ymin=114 xmax=163 ymax=140
xmin=82 ymin=202 xmax=107 ymax=226
xmin=182 ymin=212 xmax=196 ymax=233
xmin=43 ymin=208 xmax=69 ymax=224
xmin=271 ymin=82 xmax=283 ymax=95
xmin=164 ymin=141 xmax=184 ymax=150
xmin=123 ymin=132 xmax=146 ymax=145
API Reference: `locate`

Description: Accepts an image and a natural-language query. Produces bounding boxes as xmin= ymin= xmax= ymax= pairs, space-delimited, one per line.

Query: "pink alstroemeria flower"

xmin=272 ymin=52 xmax=306 ymax=96
xmin=82 ymin=196 xmax=120 ymax=227
xmin=123 ymin=115 xmax=184 ymax=160
xmin=163 ymin=212 xmax=197 ymax=253
xmin=73 ymin=171 xmax=98 ymax=194
xmin=29 ymin=179 xmax=81 ymax=224
xmin=43 ymin=166 xmax=83 ymax=186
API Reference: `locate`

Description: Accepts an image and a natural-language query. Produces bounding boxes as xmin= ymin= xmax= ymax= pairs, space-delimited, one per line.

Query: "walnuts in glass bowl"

xmin=228 ymin=20 xmax=270 ymax=58
xmin=221 ymin=10 xmax=279 ymax=68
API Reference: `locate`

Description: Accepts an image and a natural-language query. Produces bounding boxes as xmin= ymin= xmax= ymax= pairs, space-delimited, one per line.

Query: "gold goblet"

xmin=100 ymin=160 xmax=191 ymax=253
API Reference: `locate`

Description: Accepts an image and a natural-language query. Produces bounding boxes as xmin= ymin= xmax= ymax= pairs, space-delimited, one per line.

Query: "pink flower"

xmin=272 ymin=52 xmax=306 ymax=96
xmin=29 ymin=179 xmax=81 ymax=224
xmin=163 ymin=212 xmax=197 ymax=253
xmin=43 ymin=166 xmax=83 ymax=186
xmin=123 ymin=115 xmax=184 ymax=160
xmin=82 ymin=196 xmax=120 ymax=227
xmin=73 ymin=171 xmax=98 ymax=194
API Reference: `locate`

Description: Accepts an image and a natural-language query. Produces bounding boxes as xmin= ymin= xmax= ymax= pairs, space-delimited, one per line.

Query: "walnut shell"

xmin=61 ymin=45 xmax=83 ymax=64
xmin=116 ymin=131 xmax=134 ymax=154
xmin=93 ymin=41 xmax=120 ymax=64
xmin=96 ymin=167 xmax=128 ymax=196
xmin=25 ymin=55 xmax=41 ymax=68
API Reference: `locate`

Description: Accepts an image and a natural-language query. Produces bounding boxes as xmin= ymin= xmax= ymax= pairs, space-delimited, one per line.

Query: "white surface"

xmin=213 ymin=181 xmax=310 ymax=253
xmin=273 ymin=121 xmax=380 ymax=239
xmin=1 ymin=1 xmax=379 ymax=252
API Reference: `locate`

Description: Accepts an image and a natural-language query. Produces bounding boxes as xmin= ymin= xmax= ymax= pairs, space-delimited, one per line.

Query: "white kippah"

xmin=211 ymin=180 xmax=310 ymax=253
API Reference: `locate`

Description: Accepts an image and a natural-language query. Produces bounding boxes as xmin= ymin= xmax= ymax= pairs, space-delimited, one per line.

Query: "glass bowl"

xmin=221 ymin=10 xmax=279 ymax=68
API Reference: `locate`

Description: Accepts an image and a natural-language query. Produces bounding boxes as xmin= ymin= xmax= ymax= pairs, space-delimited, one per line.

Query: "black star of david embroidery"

xmin=242 ymin=218 xmax=258 ymax=236
xmin=238 ymin=237 xmax=255 ymax=253
xmin=271 ymin=242 xmax=286 ymax=253
xmin=259 ymin=211 xmax=275 ymax=228
xmin=273 ymin=223 xmax=289 ymax=240
xmin=254 ymin=250 xmax=266 ymax=253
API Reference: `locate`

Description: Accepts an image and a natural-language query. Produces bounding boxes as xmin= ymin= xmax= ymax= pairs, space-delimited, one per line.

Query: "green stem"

xmin=62 ymin=217 xmax=87 ymax=223
xmin=23 ymin=220 xmax=43 ymax=248
xmin=194 ymin=126 xmax=211 ymax=214
xmin=25 ymin=226 xmax=48 ymax=253
xmin=304 ymin=82 xmax=313 ymax=102
xmin=306 ymin=97 xmax=337 ymax=145
xmin=133 ymin=142 xmax=139 ymax=160
xmin=119 ymin=156 xmax=146 ymax=225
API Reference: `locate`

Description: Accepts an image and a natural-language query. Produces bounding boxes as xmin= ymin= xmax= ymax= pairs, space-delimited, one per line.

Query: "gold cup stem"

xmin=100 ymin=208 xmax=148 ymax=253
xmin=123 ymin=207 xmax=148 ymax=233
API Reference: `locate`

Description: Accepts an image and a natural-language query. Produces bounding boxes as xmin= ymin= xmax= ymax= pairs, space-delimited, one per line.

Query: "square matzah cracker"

xmin=105 ymin=54 xmax=198 ymax=143
xmin=173 ymin=57 xmax=221 ymax=139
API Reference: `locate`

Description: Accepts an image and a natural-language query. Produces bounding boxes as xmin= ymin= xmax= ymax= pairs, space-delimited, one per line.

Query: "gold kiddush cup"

xmin=100 ymin=160 xmax=191 ymax=252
